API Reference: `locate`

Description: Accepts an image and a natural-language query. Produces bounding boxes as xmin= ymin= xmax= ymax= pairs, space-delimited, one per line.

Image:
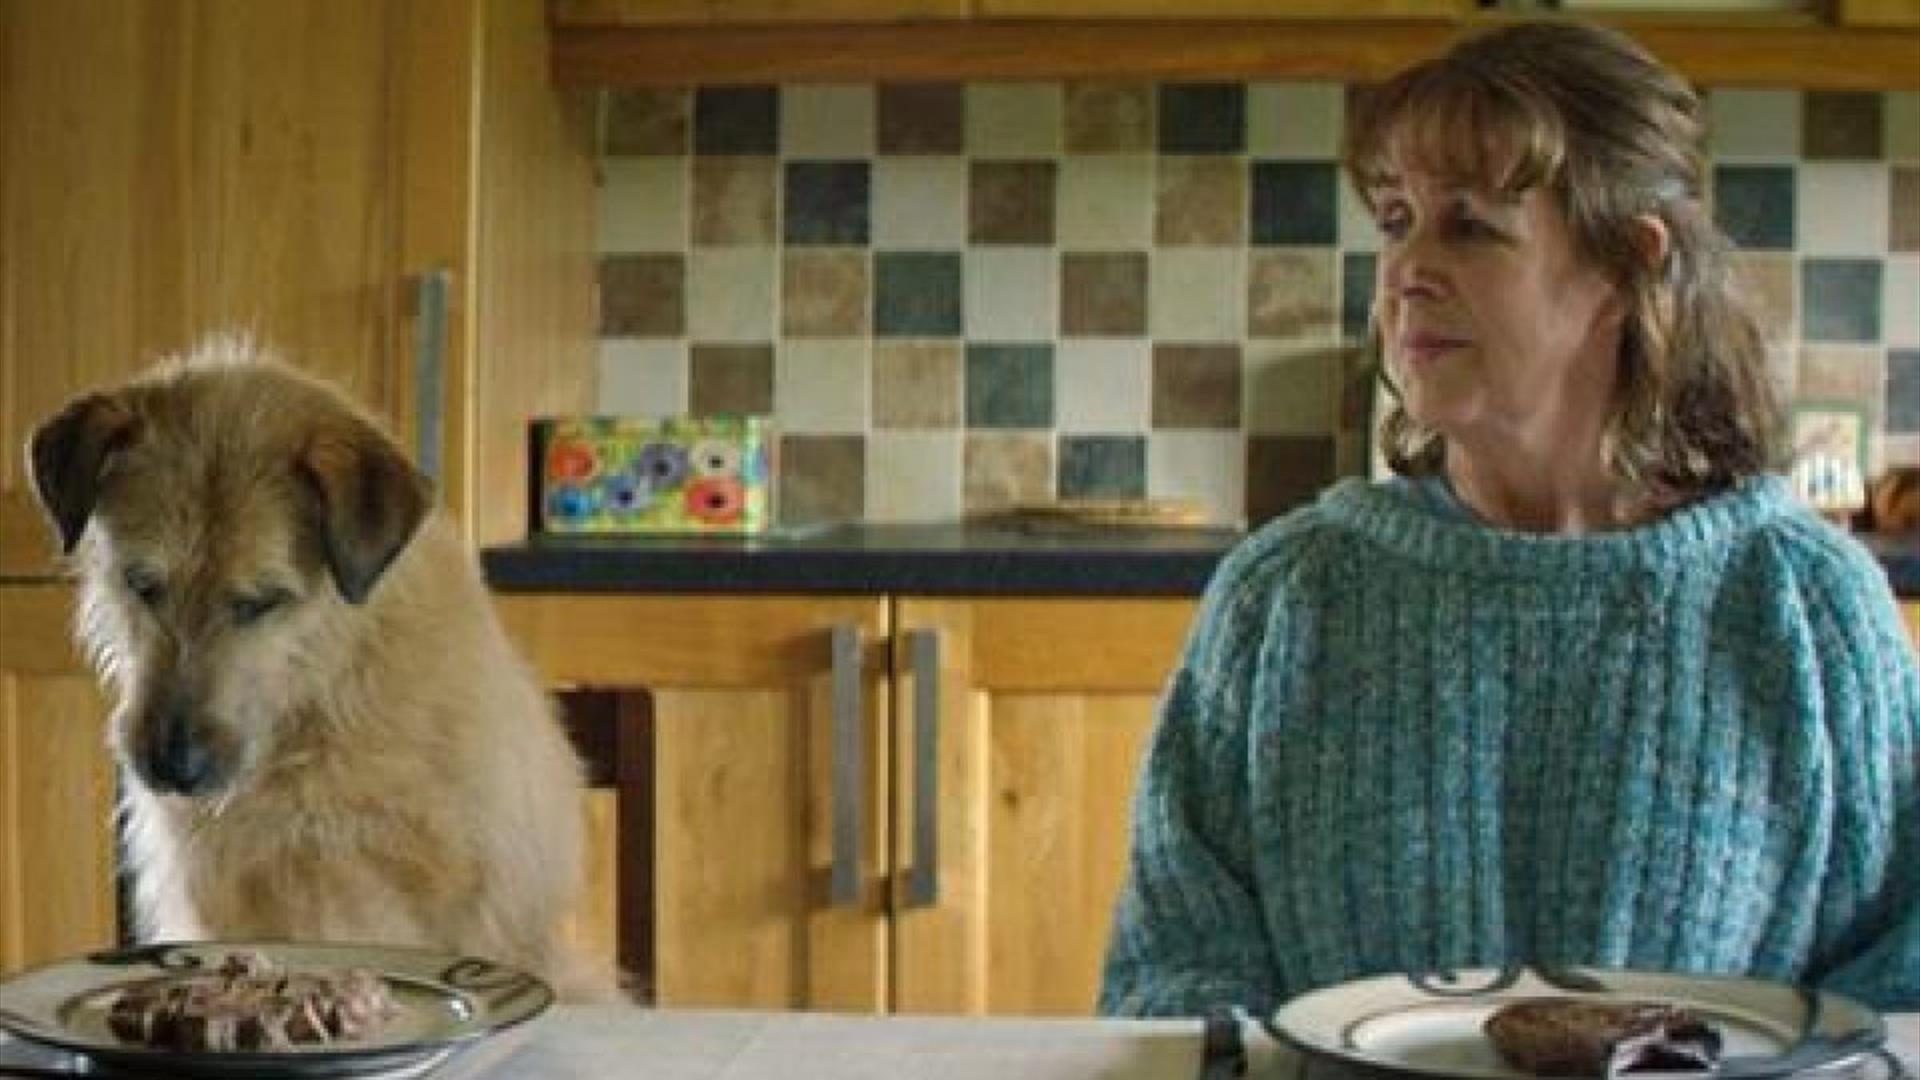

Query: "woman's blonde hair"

xmin=1345 ymin=20 xmax=1783 ymax=500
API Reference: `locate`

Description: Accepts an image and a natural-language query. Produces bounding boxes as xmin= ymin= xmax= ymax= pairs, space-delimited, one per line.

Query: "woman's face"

xmin=1371 ymin=154 xmax=1627 ymax=463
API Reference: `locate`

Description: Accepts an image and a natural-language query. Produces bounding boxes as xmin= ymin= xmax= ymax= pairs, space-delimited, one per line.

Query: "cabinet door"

xmin=0 ymin=586 xmax=118 ymax=975
xmin=550 ymin=0 xmax=969 ymax=25
xmin=890 ymin=597 xmax=1195 ymax=1016
xmin=496 ymin=594 xmax=893 ymax=1010
xmin=974 ymin=0 xmax=1463 ymax=16
xmin=1838 ymin=0 xmax=1920 ymax=26
xmin=0 ymin=0 xmax=406 ymax=578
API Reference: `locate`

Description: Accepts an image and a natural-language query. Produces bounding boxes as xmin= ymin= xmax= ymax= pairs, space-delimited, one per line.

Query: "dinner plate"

xmin=1268 ymin=966 xmax=1886 ymax=1079
xmin=0 ymin=941 xmax=552 ymax=1078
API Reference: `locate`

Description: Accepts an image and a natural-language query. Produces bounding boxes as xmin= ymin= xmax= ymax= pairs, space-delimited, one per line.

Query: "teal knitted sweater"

xmin=1098 ymin=475 xmax=1920 ymax=1016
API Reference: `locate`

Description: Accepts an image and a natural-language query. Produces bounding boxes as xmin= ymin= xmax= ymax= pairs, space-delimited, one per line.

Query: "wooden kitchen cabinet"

xmin=0 ymin=586 xmax=118 ymax=975
xmin=1839 ymin=0 xmax=1920 ymax=27
xmin=0 ymin=0 xmax=597 ymax=578
xmin=494 ymin=592 xmax=1197 ymax=1015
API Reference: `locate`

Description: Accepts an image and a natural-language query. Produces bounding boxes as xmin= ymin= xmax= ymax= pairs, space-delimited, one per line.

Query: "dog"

xmin=27 ymin=337 xmax=607 ymax=999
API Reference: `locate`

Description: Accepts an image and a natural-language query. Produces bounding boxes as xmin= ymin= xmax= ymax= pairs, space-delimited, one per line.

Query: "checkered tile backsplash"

xmin=595 ymin=83 xmax=1920 ymax=529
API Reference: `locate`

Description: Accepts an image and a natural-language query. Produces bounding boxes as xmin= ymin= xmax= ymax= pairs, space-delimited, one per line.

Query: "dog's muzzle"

xmin=141 ymin=704 xmax=220 ymax=796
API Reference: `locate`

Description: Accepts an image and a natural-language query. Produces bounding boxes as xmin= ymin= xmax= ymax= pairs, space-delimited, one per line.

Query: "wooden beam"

xmin=551 ymin=18 xmax=1920 ymax=91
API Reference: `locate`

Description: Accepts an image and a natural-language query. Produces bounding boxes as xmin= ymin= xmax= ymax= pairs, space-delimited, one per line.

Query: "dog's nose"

xmin=148 ymin=708 xmax=217 ymax=795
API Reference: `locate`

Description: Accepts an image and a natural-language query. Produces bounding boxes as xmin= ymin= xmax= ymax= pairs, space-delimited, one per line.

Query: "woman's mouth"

xmin=1397 ymin=331 xmax=1470 ymax=366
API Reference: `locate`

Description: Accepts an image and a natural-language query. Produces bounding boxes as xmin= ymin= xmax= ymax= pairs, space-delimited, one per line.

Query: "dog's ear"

xmin=26 ymin=392 xmax=142 ymax=553
xmin=297 ymin=421 xmax=432 ymax=605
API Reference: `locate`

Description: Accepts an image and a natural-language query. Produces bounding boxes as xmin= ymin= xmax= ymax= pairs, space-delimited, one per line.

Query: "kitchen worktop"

xmin=482 ymin=521 xmax=1920 ymax=598
xmin=481 ymin=521 xmax=1241 ymax=596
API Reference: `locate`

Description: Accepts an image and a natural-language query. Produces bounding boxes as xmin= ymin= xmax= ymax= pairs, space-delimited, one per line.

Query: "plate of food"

xmin=0 ymin=941 xmax=552 ymax=1078
xmin=1267 ymin=966 xmax=1887 ymax=1078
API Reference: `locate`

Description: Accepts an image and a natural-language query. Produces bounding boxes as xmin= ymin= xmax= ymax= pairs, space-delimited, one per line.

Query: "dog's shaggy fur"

xmin=27 ymin=339 xmax=602 ymax=997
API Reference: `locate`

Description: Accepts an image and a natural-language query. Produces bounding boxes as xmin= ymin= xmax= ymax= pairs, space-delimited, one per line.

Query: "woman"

xmin=1099 ymin=20 xmax=1920 ymax=1017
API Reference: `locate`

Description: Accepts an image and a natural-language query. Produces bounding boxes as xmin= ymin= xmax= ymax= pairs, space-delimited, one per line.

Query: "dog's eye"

xmin=123 ymin=566 xmax=165 ymax=606
xmin=230 ymin=589 xmax=292 ymax=627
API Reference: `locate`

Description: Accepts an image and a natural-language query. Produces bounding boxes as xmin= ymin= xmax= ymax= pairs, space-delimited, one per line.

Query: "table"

xmin=2 ymin=1007 xmax=1913 ymax=1078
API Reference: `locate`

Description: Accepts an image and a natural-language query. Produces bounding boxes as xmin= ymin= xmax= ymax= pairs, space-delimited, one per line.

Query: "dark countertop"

xmin=482 ymin=522 xmax=1241 ymax=597
xmin=483 ymin=524 xmax=1920 ymax=599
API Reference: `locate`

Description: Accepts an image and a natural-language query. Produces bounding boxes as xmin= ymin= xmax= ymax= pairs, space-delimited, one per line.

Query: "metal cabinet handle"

xmin=408 ymin=267 xmax=452 ymax=486
xmin=830 ymin=624 xmax=863 ymax=907
xmin=906 ymin=628 xmax=940 ymax=909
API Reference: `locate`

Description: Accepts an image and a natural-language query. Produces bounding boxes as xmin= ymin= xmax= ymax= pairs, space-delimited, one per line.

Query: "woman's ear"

xmin=1631 ymin=213 xmax=1672 ymax=277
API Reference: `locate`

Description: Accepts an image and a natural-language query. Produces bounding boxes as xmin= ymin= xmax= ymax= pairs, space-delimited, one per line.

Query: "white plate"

xmin=1269 ymin=966 xmax=1886 ymax=1078
xmin=0 ymin=941 xmax=552 ymax=1078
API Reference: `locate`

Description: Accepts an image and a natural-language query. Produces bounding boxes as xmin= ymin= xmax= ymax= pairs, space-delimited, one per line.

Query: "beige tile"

xmin=964 ymin=248 xmax=1057 ymax=342
xmin=872 ymin=157 xmax=968 ymax=248
xmin=1888 ymin=92 xmax=1920 ymax=163
xmin=1246 ymin=82 xmax=1343 ymax=157
xmin=692 ymin=156 xmax=776 ymax=245
xmin=963 ymin=432 xmax=1053 ymax=514
xmin=783 ymin=85 xmax=875 ymax=158
xmin=866 ymin=432 xmax=963 ymax=522
xmin=600 ymin=158 xmax=687 ymax=253
xmin=1147 ymin=431 xmax=1244 ymax=527
xmin=1731 ymin=252 xmax=1797 ymax=348
xmin=1797 ymin=345 xmax=1887 ymax=427
xmin=1248 ymin=248 xmax=1336 ymax=339
xmin=598 ymin=340 xmax=688 ymax=418
xmin=1150 ymin=248 xmax=1244 ymax=342
xmin=1244 ymin=336 xmax=1339 ymax=435
xmin=873 ymin=341 xmax=962 ymax=429
xmin=1056 ymin=340 xmax=1150 ymax=434
xmin=1058 ymin=155 xmax=1154 ymax=248
xmin=967 ymin=83 xmax=1063 ymax=158
xmin=783 ymin=250 xmax=870 ymax=337
xmin=1065 ymin=82 xmax=1153 ymax=154
xmin=1706 ymin=89 xmax=1800 ymax=161
xmin=1882 ymin=432 xmax=1920 ymax=469
xmin=687 ymin=248 xmax=776 ymax=341
xmin=1156 ymin=157 xmax=1246 ymax=246
xmin=1798 ymin=163 xmax=1887 ymax=256
xmin=1884 ymin=254 xmax=1919 ymax=347
xmin=776 ymin=339 xmax=869 ymax=434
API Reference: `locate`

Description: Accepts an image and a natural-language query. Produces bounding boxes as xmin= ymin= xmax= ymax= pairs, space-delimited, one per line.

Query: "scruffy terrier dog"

xmin=28 ymin=338 xmax=605 ymax=998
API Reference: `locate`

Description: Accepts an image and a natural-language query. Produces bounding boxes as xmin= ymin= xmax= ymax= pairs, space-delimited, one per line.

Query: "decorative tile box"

xmin=534 ymin=416 xmax=775 ymax=534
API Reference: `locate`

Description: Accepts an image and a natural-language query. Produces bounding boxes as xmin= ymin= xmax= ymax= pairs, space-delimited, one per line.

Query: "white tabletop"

xmin=436 ymin=1006 xmax=1917 ymax=1080
xmin=2 ymin=1006 xmax=1914 ymax=1078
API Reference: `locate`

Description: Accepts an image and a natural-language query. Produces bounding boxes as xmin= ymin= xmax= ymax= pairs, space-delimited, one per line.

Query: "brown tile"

xmin=1797 ymin=345 xmax=1887 ymax=427
xmin=600 ymin=254 xmax=684 ymax=336
xmin=1155 ymin=157 xmax=1246 ymax=246
xmin=689 ymin=344 xmax=774 ymax=415
xmin=1245 ymin=435 xmax=1335 ymax=526
xmin=873 ymin=341 xmax=962 ymax=429
xmin=963 ymin=432 xmax=1052 ymax=514
xmin=1065 ymin=82 xmax=1154 ymax=154
xmin=1061 ymin=252 xmax=1148 ymax=336
xmin=1153 ymin=344 xmax=1243 ymax=429
xmin=1247 ymin=249 xmax=1336 ymax=339
xmin=879 ymin=83 xmax=964 ymax=154
xmin=1893 ymin=167 xmax=1920 ymax=253
xmin=1730 ymin=252 xmax=1796 ymax=347
xmin=778 ymin=435 xmax=866 ymax=526
xmin=606 ymin=89 xmax=689 ymax=156
xmin=783 ymin=250 xmax=869 ymax=337
xmin=1804 ymin=92 xmax=1883 ymax=160
xmin=969 ymin=161 xmax=1056 ymax=244
xmin=692 ymin=157 xmax=777 ymax=245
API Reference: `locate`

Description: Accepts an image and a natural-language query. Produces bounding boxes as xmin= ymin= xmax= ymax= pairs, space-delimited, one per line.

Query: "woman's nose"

xmin=1381 ymin=235 xmax=1444 ymax=302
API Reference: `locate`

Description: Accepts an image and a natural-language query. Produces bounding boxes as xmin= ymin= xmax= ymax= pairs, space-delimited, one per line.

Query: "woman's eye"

xmin=123 ymin=566 xmax=164 ymax=606
xmin=1376 ymin=208 xmax=1411 ymax=239
xmin=230 ymin=590 xmax=291 ymax=627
